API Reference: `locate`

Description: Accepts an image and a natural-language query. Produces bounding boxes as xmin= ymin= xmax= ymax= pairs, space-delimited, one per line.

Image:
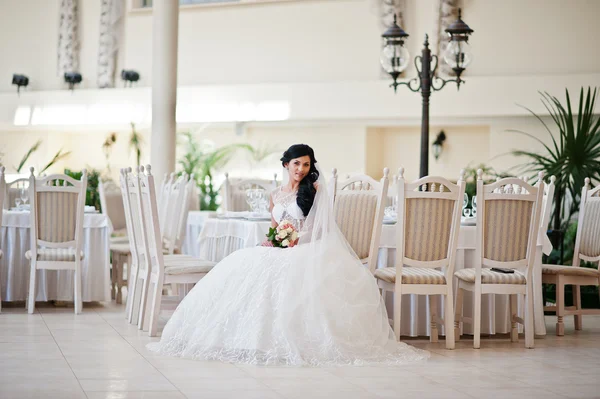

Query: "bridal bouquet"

xmin=266 ymin=220 xmax=299 ymax=248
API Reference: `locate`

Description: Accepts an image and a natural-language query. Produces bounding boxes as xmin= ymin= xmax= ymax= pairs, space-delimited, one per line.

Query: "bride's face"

xmin=286 ymin=155 xmax=311 ymax=184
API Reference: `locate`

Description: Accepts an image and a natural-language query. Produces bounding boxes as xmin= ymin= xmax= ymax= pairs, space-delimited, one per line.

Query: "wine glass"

xmin=462 ymin=193 xmax=471 ymax=217
xmin=20 ymin=186 xmax=28 ymax=207
xmin=246 ymin=189 xmax=257 ymax=213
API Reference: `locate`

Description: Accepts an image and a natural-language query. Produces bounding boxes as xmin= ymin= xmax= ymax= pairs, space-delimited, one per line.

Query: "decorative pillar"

xmin=150 ymin=0 xmax=179 ymax=179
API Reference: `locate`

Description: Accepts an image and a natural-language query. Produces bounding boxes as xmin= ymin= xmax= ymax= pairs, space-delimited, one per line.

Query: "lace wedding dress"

xmin=147 ymin=170 xmax=428 ymax=366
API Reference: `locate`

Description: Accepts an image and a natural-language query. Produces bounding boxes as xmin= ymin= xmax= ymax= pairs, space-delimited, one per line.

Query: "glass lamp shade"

xmin=432 ymin=143 xmax=442 ymax=160
xmin=380 ymin=42 xmax=410 ymax=74
xmin=443 ymin=40 xmax=472 ymax=69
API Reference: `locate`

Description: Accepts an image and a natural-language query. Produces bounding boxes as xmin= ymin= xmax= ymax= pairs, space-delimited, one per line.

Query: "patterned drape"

xmin=97 ymin=0 xmax=125 ymax=88
xmin=57 ymin=0 xmax=80 ymax=75
xmin=433 ymin=0 xmax=459 ymax=76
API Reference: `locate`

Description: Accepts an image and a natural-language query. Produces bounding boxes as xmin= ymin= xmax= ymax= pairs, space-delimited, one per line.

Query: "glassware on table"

xmin=245 ymin=189 xmax=257 ymax=212
xmin=20 ymin=187 xmax=28 ymax=206
xmin=462 ymin=193 xmax=471 ymax=217
xmin=471 ymin=196 xmax=477 ymax=217
xmin=15 ymin=197 xmax=22 ymax=209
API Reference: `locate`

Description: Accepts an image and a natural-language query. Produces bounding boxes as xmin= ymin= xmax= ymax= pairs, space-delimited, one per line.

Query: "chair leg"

xmin=116 ymin=257 xmax=124 ymax=305
xmin=110 ymin=252 xmax=117 ymax=300
xmin=27 ymin=262 xmax=37 ymax=314
xmin=148 ymin=280 xmax=163 ymax=337
xmin=556 ymin=277 xmax=565 ymax=336
xmin=525 ymin=282 xmax=535 ymax=349
xmin=473 ymin=285 xmax=482 ymax=349
xmin=137 ymin=275 xmax=150 ymax=330
xmin=573 ymin=285 xmax=583 ymax=331
xmin=509 ymin=294 xmax=518 ymax=342
xmin=454 ymin=285 xmax=464 ymax=342
xmin=429 ymin=295 xmax=439 ymax=343
xmin=126 ymin=265 xmax=138 ymax=323
xmin=393 ymin=287 xmax=402 ymax=341
xmin=445 ymin=287 xmax=455 ymax=350
xmin=74 ymin=261 xmax=83 ymax=314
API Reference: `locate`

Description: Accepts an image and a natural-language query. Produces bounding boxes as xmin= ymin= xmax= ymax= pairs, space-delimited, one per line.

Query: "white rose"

xmin=291 ymin=231 xmax=298 ymax=241
xmin=277 ymin=230 xmax=287 ymax=239
xmin=286 ymin=227 xmax=293 ymax=234
xmin=281 ymin=239 xmax=290 ymax=247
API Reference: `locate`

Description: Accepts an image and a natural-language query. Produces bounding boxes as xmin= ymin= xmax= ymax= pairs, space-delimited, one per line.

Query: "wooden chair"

xmin=454 ymin=170 xmax=545 ymax=349
xmin=222 ymin=173 xmax=277 ymax=212
xmin=374 ymin=169 xmax=465 ymax=349
xmin=25 ymin=167 xmax=88 ymax=314
xmin=542 ymin=178 xmax=600 ymax=335
xmin=330 ymin=168 xmax=389 ymax=275
xmin=4 ymin=176 xmax=29 ymax=210
xmin=134 ymin=166 xmax=216 ymax=336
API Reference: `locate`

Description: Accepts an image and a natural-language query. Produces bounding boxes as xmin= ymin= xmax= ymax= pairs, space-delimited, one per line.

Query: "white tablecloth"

xmin=189 ymin=217 xmax=551 ymax=337
xmin=182 ymin=211 xmax=217 ymax=257
xmin=1 ymin=210 xmax=111 ymax=302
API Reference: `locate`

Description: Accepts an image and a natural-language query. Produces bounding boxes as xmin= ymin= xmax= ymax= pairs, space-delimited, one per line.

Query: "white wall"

xmin=1 ymin=0 xmax=598 ymax=92
xmin=0 ymin=0 xmax=597 ymax=183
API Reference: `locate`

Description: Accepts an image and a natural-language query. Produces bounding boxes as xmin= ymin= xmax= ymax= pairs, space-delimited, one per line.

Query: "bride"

xmin=147 ymin=144 xmax=428 ymax=366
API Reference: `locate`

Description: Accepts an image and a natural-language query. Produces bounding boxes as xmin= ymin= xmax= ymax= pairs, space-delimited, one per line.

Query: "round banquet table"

xmin=186 ymin=215 xmax=551 ymax=337
xmin=1 ymin=210 xmax=112 ymax=302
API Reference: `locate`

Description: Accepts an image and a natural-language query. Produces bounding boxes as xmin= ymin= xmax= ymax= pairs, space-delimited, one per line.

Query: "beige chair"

xmin=0 ymin=167 xmax=5 ymax=312
xmin=25 ymin=167 xmax=88 ymax=314
xmin=4 ymin=176 xmax=29 ymax=210
xmin=454 ymin=170 xmax=545 ymax=349
xmin=331 ymin=168 xmax=389 ymax=275
xmin=374 ymin=169 xmax=465 ymax=349
xmin=132 ymin=166 xmax=216 ymax=336
xmin=542 ymin=178 xmax=600 ymax=335
xmin=222 ymin=173 xmax=278 ymax=212
xmin=99 ymin=179 xmax=130 ymax=303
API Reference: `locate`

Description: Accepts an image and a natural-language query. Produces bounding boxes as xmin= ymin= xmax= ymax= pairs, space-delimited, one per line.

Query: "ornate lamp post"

xmin=381 ymin=9 xmax=474 ymax=177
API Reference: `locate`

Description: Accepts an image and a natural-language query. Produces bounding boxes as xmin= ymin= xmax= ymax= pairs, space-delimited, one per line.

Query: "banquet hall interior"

xmin=1 ymin=0 xmax=600 ymax=398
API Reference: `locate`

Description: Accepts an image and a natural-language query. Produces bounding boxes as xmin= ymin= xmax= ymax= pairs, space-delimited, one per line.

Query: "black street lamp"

xmin=381 ymin=9 xmax=474 ymax=177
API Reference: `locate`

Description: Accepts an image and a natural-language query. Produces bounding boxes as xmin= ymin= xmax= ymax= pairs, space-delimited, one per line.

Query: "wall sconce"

xmin=64 ymin=72 xmax=82 ymax=90
xmin=432 ymin=130 xmax=446 ymax=161
xmin=12 ymin=74 xmax=29 ymax=94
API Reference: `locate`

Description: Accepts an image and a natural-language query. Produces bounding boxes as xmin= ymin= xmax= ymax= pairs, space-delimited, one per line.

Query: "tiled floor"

xmin=1 ymin=301 xmax=599 ymax=399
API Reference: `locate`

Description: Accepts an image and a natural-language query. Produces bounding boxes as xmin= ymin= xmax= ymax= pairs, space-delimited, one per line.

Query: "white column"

xmin=150 ymin=0 xmax=179 ymax=179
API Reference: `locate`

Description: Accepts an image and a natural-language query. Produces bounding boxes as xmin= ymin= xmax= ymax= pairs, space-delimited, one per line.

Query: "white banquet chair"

xmin=138 ymin=166 xmax=216 ymax=336
xmin=330 ymin=168 xmax=389 ymax=275
xmin=162 ymin=173 xmax=190 ymax=255
xmin=0 ymin=167 xmax=5 ymax=312
xmin=542 ymin=178 xmax=600 ymax=335
xmin=99 ymin=179 xmax=130 ymax=303
xmin=222 ymin=173 xmax=278 ymax=212
xmin=454 ymin=170 xmax=545 ymax=349
xmin=374 ymin=169 xmax=465 ymax=349
xmin=25 ymin=167 xmax=88 ymax=314
xmin=4 ymin=176 xmax=29 ymax=210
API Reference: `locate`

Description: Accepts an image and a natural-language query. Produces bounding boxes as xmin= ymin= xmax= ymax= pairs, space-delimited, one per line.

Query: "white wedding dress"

xmin=147 ymin=174 xmax=428 ymax=366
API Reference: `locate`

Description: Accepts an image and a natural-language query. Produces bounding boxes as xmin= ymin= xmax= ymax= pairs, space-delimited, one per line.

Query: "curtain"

xmin=97 ymin=0 xmax=125 ymax=88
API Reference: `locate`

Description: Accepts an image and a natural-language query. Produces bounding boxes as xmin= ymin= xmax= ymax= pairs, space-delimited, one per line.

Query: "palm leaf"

xmin=510 ymin=87 xmax=600 ymax=228
xmin=39 ymin=149 xmax=72 ymax=175
xmin=16 ymin=140 xmax=42 ymax=173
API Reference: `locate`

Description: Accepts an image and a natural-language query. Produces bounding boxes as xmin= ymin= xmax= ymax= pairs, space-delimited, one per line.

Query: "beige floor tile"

xmin=85 ymin=392 xmax=187 ymax=399
xmin=79 ymin=377 xmax=178 ymax=392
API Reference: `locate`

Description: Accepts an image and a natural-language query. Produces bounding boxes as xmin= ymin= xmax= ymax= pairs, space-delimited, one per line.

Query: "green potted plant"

xmin=177 ymin=132 xmax=254 ymax=211
xmin=510 ymin=87 xmax=600 ymax=309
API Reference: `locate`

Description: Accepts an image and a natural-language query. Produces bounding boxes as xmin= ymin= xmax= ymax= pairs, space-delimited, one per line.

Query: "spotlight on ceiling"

xmin=64 ymin=72 xmax=82 ymax=90
xmin=121 ymin=70 xmax=140 ymax=87
xmin=12 ymin=74 xmax=29 ymax=94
